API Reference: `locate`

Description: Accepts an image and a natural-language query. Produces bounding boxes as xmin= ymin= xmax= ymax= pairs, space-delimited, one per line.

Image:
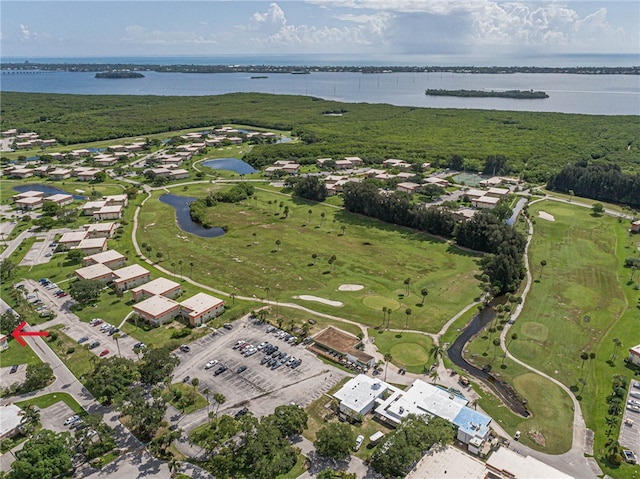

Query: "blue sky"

xmin=2 ymin=1 xmax=638 ymax=62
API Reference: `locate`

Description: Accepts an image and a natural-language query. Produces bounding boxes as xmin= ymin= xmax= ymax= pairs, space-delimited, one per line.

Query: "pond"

xmin=13 ymin=184 xmax=86 ymax=200
xmin=159 ymin=193 xmax=225 ymax=238
xmin=201 ymin=158 xmax=257 ymax=175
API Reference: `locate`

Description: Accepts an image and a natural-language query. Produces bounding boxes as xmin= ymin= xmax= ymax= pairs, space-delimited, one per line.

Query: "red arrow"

xmin=12 ymin=321 xmax=49 ymax=347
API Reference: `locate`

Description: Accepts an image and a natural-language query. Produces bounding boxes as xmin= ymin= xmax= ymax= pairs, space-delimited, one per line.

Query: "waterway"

xmin=159 ymin=193 xmax=225 ymax=238
xmin=447 ymin=300 xmax=530 ymax=417
xmin=2 ymin=70 xmax=638 ymax=115
xmin=201 ymin=158 xmax=257 ymax=175
xmin=12 ymin=184 xmax=86 ymax=200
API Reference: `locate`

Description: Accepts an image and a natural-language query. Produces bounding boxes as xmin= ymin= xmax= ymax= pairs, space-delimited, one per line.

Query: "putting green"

xmin=363 ymin=295 xmax=400 ymax=311
xmin=390 ymin=342 xmax=429 ymax=367
xmin=520 ymin=322 xmax=549 ymax=342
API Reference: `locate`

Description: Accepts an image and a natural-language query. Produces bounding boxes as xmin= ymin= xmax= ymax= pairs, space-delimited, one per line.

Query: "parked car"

xmin=223 ymin=323 xmax=233 ymax=330
xmin=77 ymin=336 xmax=89 ymax=344
xmin=133 ymin=342 xmax=146 ymax=349
xmin=99 ymin=349 xmax=109 ymax=357
xmin=214 ymin=365 xmax=228 ymax=376
xmin=180 ymin=345 xmax=191 ymax=353
xmin=205 ymin=360 xmax=219 ymax=370
xmin=182 ymin=376 xmax=191 ymax=383
xmin=9 ymin=364 xmax=18 ymax=374
xmin=58 ymin=292 xmax=68 ymax=298
xmin=514 ymin=431 xmax=521 ymax=440
xmin=108 ymin=327 xmax=120 ymax=336
xmin=44 ymin=252 xmax=52 ymax=257
xmin=237 ymin=365 xmax=247 ymax=374
xmin=91 ymin=319 xmax=103 ymax=327
xmin=89 ymin=341 xmax=100 ymax=349
xmin=355 ymin=435 xmax=364 ymax=451
xmin=234 ymin=407 xmax=249 ymax=419
xmin=64 ymin=415 xmax=80 ymax=426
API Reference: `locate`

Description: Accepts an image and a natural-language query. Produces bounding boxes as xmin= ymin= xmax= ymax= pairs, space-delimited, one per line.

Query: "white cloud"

xmin=19 ymin=24 xmax=32 ymax=41
xmin=122 ymin=24 xmax=218 ymax=46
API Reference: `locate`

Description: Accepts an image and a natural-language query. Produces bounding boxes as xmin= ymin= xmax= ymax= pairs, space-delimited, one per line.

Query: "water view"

xmin=159 ymin=193 xmax=225 ymax=238
xmin=201 ymin=158 xmax=257 ymax=175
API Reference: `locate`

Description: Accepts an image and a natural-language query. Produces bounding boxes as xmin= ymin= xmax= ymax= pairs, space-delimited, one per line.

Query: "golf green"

xmin=390 ymin=343 xmax=429 ymax=367
xmin=363 ymin=295 xmax=400 ymax=311
xmin=520 ymin=322 xmax=549 ymax=342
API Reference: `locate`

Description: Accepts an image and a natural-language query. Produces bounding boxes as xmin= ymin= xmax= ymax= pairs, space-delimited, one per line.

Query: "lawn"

xmin=16 ymin=391 xmax=85 ymax=415
xmin=0 ymin=338 xmax=41 ymax=367
xmin=163 ymin=382 xmax=208 ymax=415
xmin=46 ymin=325 xmax=96 ymax=379
xmin=368 ymin=328 xmax=435 ymax=374
xmin=136 ymin=185 xmax=481 ymax=334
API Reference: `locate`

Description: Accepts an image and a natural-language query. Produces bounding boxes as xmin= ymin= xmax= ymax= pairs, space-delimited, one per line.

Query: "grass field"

xmin=0 ymin=337 xmax=41 ymax=367
xmin=368 ymin=328 xmax=435 ymax=374
xmin=16 ymin=391 xmax=85 ymax=415
xmin=136 ymin=184 xmax=481 ymax=334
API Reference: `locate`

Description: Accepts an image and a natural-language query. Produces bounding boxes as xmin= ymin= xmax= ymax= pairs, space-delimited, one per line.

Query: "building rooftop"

xmin=134 ymin=295 xmax=181 ymax=317
xmin=84 ymin=222 xmax=116 ymax=233
xmin=486 ymin=447 xmax=574 ymax=479
xmin=453 ymin=405 xmax=492 ymax=440
xmin=76 ymin=238 xmax=107 ymax=250
xmin=84 ymin=249 xmax=124 ymax=265
xmin=114 ymin=264 xmax=150 ymax=282
xmin=333 ymin=374 xmax=392 ymax=415
xmin=406 ymin=445 xmax=487 ymax=479
xmin=59 ymin=231 xmax=88 ymax=244
xmin=132 ymin=277 xmax=180 ymax=296
xmin=475 ymin=196 xmax=501 ymax=204
xmin=13 ymin=191 xmax=45 ymax=199
xmin=15 ymin=196 xmax=43 ymax=205
xmin=83 ymin=200 xmax=108 ymax=210
xmin=180 ymin=292 xmax=224 ymax=317
xmin=44 ymin=193 xmax=73 ymax=202
xmin=95 ymin=205 xmax=123 ymax=214
xmin=0 ymin=404 xmax=23 ymax=438
xmin=75 ymin=263 xmax=114 ymax=280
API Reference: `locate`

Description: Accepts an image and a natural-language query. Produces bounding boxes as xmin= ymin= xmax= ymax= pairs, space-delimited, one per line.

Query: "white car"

xmin=630 ymin=391 xmax=640 ymax=400
xmin=355 ymin=435 xmax=364 ymax=451
xmin=628 ymin=399 xmax=640 ymax=407
xmin=205 ymin=360 xmax=219 ymax=370
xmin=64 ymin=414 xmax=80 ymax=426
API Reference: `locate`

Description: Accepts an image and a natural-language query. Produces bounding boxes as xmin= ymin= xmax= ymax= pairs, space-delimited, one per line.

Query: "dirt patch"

xmin=537 ymin=211 xmax=555 ymax=222
xmin=528 ymin=430 xmax=546 ymax=447
xmin=293 ymin=295 xmax=343 ymax=307
xmin=338 ymin=284 xmax=364 ymax=291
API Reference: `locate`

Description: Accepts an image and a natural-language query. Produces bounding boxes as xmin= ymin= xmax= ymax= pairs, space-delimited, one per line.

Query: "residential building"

xmin=169 ymin=169 xmax=190 ymax=180
xmin=93 ymin=205 xmax=123 ymax=220
xmin=75 ymin=263 xmax=115 ymax=282
xmin=180 ymin=292 xmax=225 ymax=327
xmin=486 ymin=187 xmax=510 ymax=198
xmin=472 ymin=196 xmax=501 ymax=209
xmin=463 ymin=189 xmax=487 ymax=200
xmin=479 ymin=176 xmax=505 ymax=187
xmin=630 ymin=220 xmax=640 ymax=233
xmin=333 ymin=375 xmax=391 ymax=419
xmin=73 ymin=237 xmax=108 ymax=255
xmin=14 ymin=196 xmax=43 ymax=210
xmin=82 ymin=201 xmax=107 ymax=216
xmin=12 ymin=191 xmax=44 ymax=202
xmin=58 ymin=231 xmax=89 ymax=250
xmin=76 ymin=169 xmax=101 ymax=181
xmin=628 ymin=344 xmax=640 ymax=366
xmin=8 ymin=168 xmax=34 ymax=179
xmin=94 ymin=156 xmax=118 ymax=167
xmin=83 ymin=222 xmax=116 ymax=238
xmin=104 ymin=194 xmax=128 ymax=207
xmin=82 ymin=249 xmax=126 ymax=269
xmin=343 ymin=156 xmax=363 ymax=166
xmin=133 ymin=295 xmax=182 ymax=326
xmin=44 ymin=194 xmax=74 ymax=207
xmin=0 ymin=334 xmax=8 ymax=351
xmin=131 ymin=277 xmax=181 ymax=302
xmin=396 ymin=182 xmax=421 ymax=194
xmin=424 ymin=176 xmax=450 ymax=188
xmin=113 ymin=264 xmax=151 ymax=293
xmin=48 ymin=168 xmax=73 ymax=180
xmin=0 ymin=404 xmax=24 ymax=440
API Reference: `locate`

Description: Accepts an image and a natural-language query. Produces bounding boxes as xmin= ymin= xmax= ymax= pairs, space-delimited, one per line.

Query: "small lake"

xmin=159 ymin=193 xmax=225 ymax=238
xmin=13 ymin=184 xmax=86 ymax=200
xmin=201 ymin=158 xmax=257 ymax=175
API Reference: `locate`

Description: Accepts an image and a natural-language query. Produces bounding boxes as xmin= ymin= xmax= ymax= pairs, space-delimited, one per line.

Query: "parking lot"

xmin=619 ymin=379 xmax=640 ymax=461
xmin=172 ymin=316 xmax=349 ymax=418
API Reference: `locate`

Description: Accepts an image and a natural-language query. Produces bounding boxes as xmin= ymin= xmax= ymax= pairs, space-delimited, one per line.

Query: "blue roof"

xmin=453 ymin=407 xmax=491 ymax=438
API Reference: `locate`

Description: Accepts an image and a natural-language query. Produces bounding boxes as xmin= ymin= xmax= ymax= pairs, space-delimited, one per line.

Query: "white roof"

xmin=84 ymin=222 xmax=115 ymax=233
xmin=132 ymin=277 xmax=180 ymax=296
xmin=104 ymin=194 xmax=127 ymax=202
xmin=406 ymin=445 xmax=487 ymax=479
xmin=76 ymin=238 xmax=107 ymax=250
xmin=333 ymin=374 xmax=390 ymax=415
xmin=487 ymin=447 xmax=574 ymax=479
xmin=487 ymin=187 xmax=510 ymax=196
xmin=114 ymin=264 xmax=149 ymax=282
xmin=397 ymin=182 xmax=420 ymax=189
xmin=60 ymin=231 xmax=88 ymax=243
xmin=83 ymin=200 xmax=107 ymax=210
xmin=15 ymin=196 xmax=43 ymax=205
xmin=630 ymin=344 xmax=640 ymax=357
xmin=171 ymin=169 xmax=189 ymax=175
xmin=0 ymin=404 xmax=23 ymax=438
xmin=465 ymin=188 xmax=486 ymax=198
xmin=96 ymin=205 xmax=123 ymax=214
xmin=45 ymin=193 xmax=73 ymax=202
xmin=76 ymin=263 xmax=113 ymax=280
xmin=474 ymin=196 xmax=501 ymax=205
xmin=49 ymin=168 xmax=72 ymax=175
xmin=344 ymin=156 xmax=362 ymax=162
xmin=14 ymin=190 xmax=44 ymax=199
xmin=85 ymin=249 xmax=125 ymax=264
xmin=134 ymin=295 xmax=181 ymax=317
xmin=180 ymin=292 xmax=224 ymax=316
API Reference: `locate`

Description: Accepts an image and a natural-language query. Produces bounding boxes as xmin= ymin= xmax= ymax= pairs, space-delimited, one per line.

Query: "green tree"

xmin=308 ymin=209 xmax=313 ymax=224
xmin=237 ymin=420 xmax=297 ymax=479
xmin=275 ymin=239 xmax=281 ymax=251
xmin=66 ymin=249 xmax=86 ymax=264
xmin=311 ymin=253 xmax=317 ymax=265
xmin=6 ymin=430 xmax=73 ymax=479
xmin=492 ymin=337 xmax=501 ymax=361
xmin=539 ymin=259 xmax=547 ymax=280
xmin=404 ymin=308 xmax=412 ymax=330
xmin=41 ymin=200 xmax=61 ymax=217
xmin=230 ymin=292 xmax=237 ymax=306
xmin=0 ymin=259 xmax=17 ymax=281
xmin=611 ymin=338 xmax=622 ymax=363
xmin=0 ymin=311 xmax=21 ymax=336
xmin=591 ymin=203 xmax=605 ymax=215
xmin=120 ymin=386 xmax=167 ymax=441
xmin=69 ymin=279 xmax=103 ymax=304
xmin=138 ymin=347 xmax=180 ymax=385
xmin=317 ymin=469 xmax=357 ymax=479
xmin=404 ymin=277 xmax=411 ymax=295
xmin=314 ymin=422 xmax=354 ymax=461
xmin=265 ymin=404 xmax=308 ymax=438
xmin=384 ymin=352 xmax=393 ymax=382
xmin=579 ymin=351 xmax=589 ymax=381
xmin=22 ymin=363 xmax=54 ymax=392
xmin=213 ymin=393 xmax=226 ymax=421
xmin=420 ymin=287 xmax=429 ymax=305
xmin=320 ymin=212 xmax=326 ymax=227
xmin=191 ymin=377 xmax=200 ymax=391
xmin=85 ymin=356 xmax=138 ymax=404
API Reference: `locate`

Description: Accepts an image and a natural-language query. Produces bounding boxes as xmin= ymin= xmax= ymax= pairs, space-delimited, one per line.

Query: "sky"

xmin=1 ymin=0 xmax=639 ymax=64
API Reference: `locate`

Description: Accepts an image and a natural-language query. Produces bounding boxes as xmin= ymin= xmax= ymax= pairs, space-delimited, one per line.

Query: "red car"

xmin=99 ymin=349 xmax=109 ymax=357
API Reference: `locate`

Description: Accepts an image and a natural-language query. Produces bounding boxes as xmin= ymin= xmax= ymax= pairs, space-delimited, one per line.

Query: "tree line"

xmin=343 ymin=182 xmax=526 ymax=294
xmin=546 ymin=161 xmax=640 ymax=208
xmin=189 ymin=183 xmax=255 ymax=227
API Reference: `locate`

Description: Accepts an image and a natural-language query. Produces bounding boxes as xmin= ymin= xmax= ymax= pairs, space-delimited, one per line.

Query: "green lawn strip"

xmin=368 ymin=328 xmax=435 ymax=374
xmin=163 ymin=382 xmax=207 ymax=415
xmin=136 ymin=187 xmax=480 ymax=334
xmin=464 ymin=335 xmax=573 ymax=453
xmin=538 ymin=188 xmax=632 ymax=215
xmin=0 ymin=339 xmax=41 ymax=367
xmin=260 ymin=305 xmax=363 ymax=338
xmin=15 ymin=391 xmax=85 ymax=415
xmin=45 ymin=325 xmax=95 ymax=379
xmin=91 ymin=450 xmax=121 ymax=469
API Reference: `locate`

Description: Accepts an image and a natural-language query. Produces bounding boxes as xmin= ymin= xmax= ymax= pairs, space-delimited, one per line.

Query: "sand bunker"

xmin=338 ymin=284 xmax=364 ymax=291
xmin=294 ymin=295 xmax=344 ymax=307
xmin=538 ymin=211 xmax=555 ymax=222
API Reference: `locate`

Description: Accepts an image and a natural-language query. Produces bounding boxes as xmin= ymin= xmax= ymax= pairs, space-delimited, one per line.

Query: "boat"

xmin=250 ymin=76 xmax=268 ymax=79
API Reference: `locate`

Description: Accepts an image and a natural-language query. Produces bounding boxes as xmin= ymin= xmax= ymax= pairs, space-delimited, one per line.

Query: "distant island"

xmin=425 ymin=89 xmax=549 ymax=99
xmin=95 ymin=71 xmax=145 ymax=79
xmin=250 ymin=76 xmax=268 ymax=79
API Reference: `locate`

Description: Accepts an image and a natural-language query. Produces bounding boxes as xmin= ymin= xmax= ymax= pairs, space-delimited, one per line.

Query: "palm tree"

xmin=386 ymin=309 xmax=392 ymax=330
xmin=429 ymin=369 xmax=440 ymax=384
xmin=275 ymin=239 xmax=281 ymax=251
xmin=403 ymin=277 xmax=411 ymax=296
xmin=507 ymin=333 xmax=518 ymax=348
xmin=381 ymin=306 xmax=388 ymax=326
xmin=384 ymin=353 xmax=393 ymax=382
xmin=539 ymin=260 xmax=547 ymax=280
xmin=230 ymin=292 xmax=236 ymax=306
xmin=308 ymin=209 xmax=313 ymax=224
xmin=311 ymin=253 xmax=317 ymax=265
xmin=579 ymin=351 xmax=589 ymax=380
xmin=404 ymin=308 xmax=412 ymax=330
xmin=213 ymin=393 xmax=226 ymax=421
xmin=420 ymin=287 xmax=429 ymax=305
xmin=189 ymin=261 xmax=194 ymax=278
xmin=264 ymin=286 xmax=270 ymax=303
xmin=611 ymin=338 xmax=622 ymax=362
xmin=112 ymin=333 xmax=122 ymax=358
xmin=171 ymin=262 xmax=176 ymax=275
xmin=492 ymin=337 xmax=501 ymax=361
xmin=329 ymin=254 xmax=337 ymax=270
xmin=253 ymin=232 xmax=258 ymax=244
xmin=340 ymin=225 xmax=346 ymax=236
xmin=320 ymin=212 xmax=326 ymax=227
xmin=191 ymin=377 xmax=199 ymax=391
xmin=283 ymin=205 xmax=289 ymax=218
xmin=178 ymin=260 xmax=183 ymax=278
